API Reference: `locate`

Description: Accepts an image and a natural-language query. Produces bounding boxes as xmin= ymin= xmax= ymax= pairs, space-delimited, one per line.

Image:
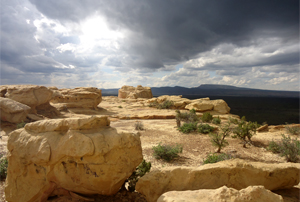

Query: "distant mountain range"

xmin=101 ymin=84 xmax=299 ymax=98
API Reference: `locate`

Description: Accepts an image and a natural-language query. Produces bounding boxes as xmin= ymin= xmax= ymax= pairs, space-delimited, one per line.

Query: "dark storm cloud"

xmin=29 ymin=0 xmax=299 ymax=70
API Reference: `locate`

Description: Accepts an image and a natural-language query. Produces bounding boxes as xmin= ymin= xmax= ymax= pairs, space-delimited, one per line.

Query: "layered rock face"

xmin=118 ymin=85 xmax=153 ymax=99
xmin=136 ymin=159 xmax=300 ymax=202
xmin=146 ymin=95 xmax=231 ymax=114
xmin=0 ymin=85 xmax=53 ymax=113
xmin=0 ymin=97 xmax=31 ymax=123
xmin=50 ymin=87 xmax=102 ymax=109
xmin=157 ymin=186 xmax=283 ymax=202
xmin=5 ymin=116 xmax=143 ymax=202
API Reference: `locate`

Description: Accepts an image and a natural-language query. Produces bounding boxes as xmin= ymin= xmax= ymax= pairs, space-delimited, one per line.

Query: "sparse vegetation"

xmin=285 ymin=124 xmax=300 ymax=136
xmin=203 ymin=153 xmax=231 ymax=164
xmin=232 ymin=118 xmax=258 ymax=148
xmin=268 ymin=134 xmax=300 ymax=163
xmin=16 ymin=121 xmax=26 ymax=129
xmin=175 ymin=109 xmax=199 ymax=127
xmin=197 ymin=124 xmax=215 ymax=134
xmin=158 ymin=100 xmax=174 ymax=109
xmin=0 ymin=155 xmax=8 ymax=180
xmin=212 ymin=116 xmax=221 ymax=125
xmin=118 ymin=105 xmax=123 ymax=108
xmin=126 ymin=160 xmax=151 ymax=192
xmin=201 ymin=112 xmax=213 ymax=123
xmin=135 ymin=121 xmax=144 ymax=130
xmin=148 ymin=101 xmax=159 ymax=108
xmin=152 ymin=143 xmax=183 ymax=161
xmin=179 ymin=122 xmax=198 ymax=133
xmin=228 ymin=117 xmax=239 ymax=124
xmin=209 ymin=123 xmax=232 ymax=153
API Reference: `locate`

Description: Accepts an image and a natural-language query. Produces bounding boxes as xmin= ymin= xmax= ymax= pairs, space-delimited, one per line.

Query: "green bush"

xmin=201 ymin=112 xmax=213 ymax=123
xmin=285 ymin=125 xmax=300 ymax=136
xmin=152 ymin=143 xmax=183 ymax=161
xmin=0 ymin=156 xmax=8 ymax=180
xmin=209 ymin=123 xmax=232 ymax=153
xmin=203 ymin=153 xmax=231 ymax=164
xmin=179 ymin=122 xmax=198 ymax=133
xmin=118 ymin=105 xmax=123 ymax=108
xmin=228 ymin=117 xmax=239 ymax=124
xmin=267 ymin=135 xmax=300 ymax=162
xmin=232 ymin=120 xmax=258 ymax=148
xmin=158 ymin=100 xmax=174 ymax=109
xmin=127 ymin=160 xmax=151 ymax=192
xmin=198 ymin=124 xmax=215 ymax=134
xmin=212 ymin=116 xmax=221 ymax=125
xmin=148 ymin=101 xmax=159 ymax=108
xmin=17 ymin=121 xmax=26 ymax=129
xmin=267 ymin=140 xmax=281 ymax=154
xmin=175 ymin=109 xmax=199 ymax=127
xmin=135 ymin=121 xmax=144 ymax=130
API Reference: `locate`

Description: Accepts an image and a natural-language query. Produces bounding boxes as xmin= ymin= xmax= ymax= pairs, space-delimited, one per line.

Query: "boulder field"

xmin=5 ymin=116 xmax=143 ymax=202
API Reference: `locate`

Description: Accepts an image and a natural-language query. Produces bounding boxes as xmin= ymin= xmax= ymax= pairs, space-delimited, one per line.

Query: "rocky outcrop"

xmin=157 ymin=186 xmax=283 ymax=202
xmin=50 ymin=87 xmax=102 ymax=109
xmin=0 ymin=97 xmax=31 ymax=123
xmin=0 ymin=85 xmax=53 ymax=113
xmin=146 ymin=95 xmax=230 ymax=114
xmin=118 ymin=85 xmax=153 ymax=99
xmin=135 ymin=159 xmax=300 ymax=202
xmin=5 ymin=116 xmax=143 ymax=202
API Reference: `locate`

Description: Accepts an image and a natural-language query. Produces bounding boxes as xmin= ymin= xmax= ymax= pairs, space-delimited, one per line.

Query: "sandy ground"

xmin=0 ymin=96 xmax=299 ymax=201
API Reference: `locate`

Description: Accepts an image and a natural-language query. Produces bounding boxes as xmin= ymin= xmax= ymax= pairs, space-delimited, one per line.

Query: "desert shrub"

xmin=198 ymin=124 xmax=215 ymax=134
xmin=135 ymin=121 xmax=144 ymax=130
xmin=175 ymin=109 xmax=199 ymax=127
xmin=179 ymin=122 xmax=198 ymax=133
xmin=209 ymin=123 xmax=232 ymax=153
xmin=267 ymin=140 xmax=281 ymax=154
xmin=127 ymin=160 xmax=151 ymax=192
xmin=212 ymin=116 xmax=221 ymax=125
xmin=278 ymin=135 xmax=300 ymax=162
xmin=203 ymin=153 xmax=231 ymax=164
xmin=201 ymin=112 xmax=213 ymax=123
xmin=228 ymin=117 xmax=239 ymax=124
xmin=0 ymin=156 xmax=8 ymax=180
xmin=158 ymin=100 xmax=174 ymax=109
xmin=285 ymin=125 xmax=300 ymax=136
xmin=17 ymin=121 xmax=26 ymax=129
xmin=152 ymin=143 xmax=183 ymax=161
xmin=148 ymin=101 xmax=159 ymax=108
xmin=118 ymin=105 xmax=123 ymax=108
xmin=232 ymin=120 xmax=258 ymax=148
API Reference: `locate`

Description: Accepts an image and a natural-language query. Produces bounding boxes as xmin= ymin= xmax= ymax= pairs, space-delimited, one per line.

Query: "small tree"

xmin=210 ymin=122 xmax=232 ymax=153
xmin=175 ymin=109 xmax=199 ymax=127
xmin=201 ymin=112 xmax=213 ymax=123
xmin=232 ymin=119 xmax=258 ymax=148
xmin=126 ymin=160 xmax=151 ymax=192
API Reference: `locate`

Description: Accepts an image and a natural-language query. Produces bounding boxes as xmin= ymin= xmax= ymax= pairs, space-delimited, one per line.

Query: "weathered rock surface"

xmin=5 ymin=116 xmax=143 ymax=202
xmin=0 ymin=97 xmax=31 ymax=123
xmin=50 ymin=87 xmax=102 ymax=109
xmin=157 ymin=186 xmax=283 ymax=202
xmin=136 ymin=159 xmax=300 ymax=202
xmin=185 ymin=100 xmax=214 ymax=112
xmin=257 ymin=124 xmax=269 ymax=132
xmin=118 ymin=85 xmax=153 ymax=99
xmin=0 ymin=85 xmax=53 ymax=113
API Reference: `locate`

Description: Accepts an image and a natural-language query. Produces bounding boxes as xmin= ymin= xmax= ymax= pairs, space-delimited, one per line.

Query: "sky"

xmin=0 ymin=0 xmax=299 ymax=91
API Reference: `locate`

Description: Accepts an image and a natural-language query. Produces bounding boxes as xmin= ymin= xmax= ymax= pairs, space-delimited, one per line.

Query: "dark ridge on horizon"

xmin=101 ymin=84 xmax=300 ymax=98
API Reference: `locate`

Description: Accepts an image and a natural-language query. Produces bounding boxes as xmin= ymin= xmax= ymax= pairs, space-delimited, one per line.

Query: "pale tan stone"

xmin=0 ymin=97 xmax=31 ymax=123
xmin=136 ymin=159 xmax=300 ymax=202
xmin=50 ymin=87 xmax=102 ymax=109
xmin=157 ymin=186 xmax=283 ymax=202
xmin=185 ymin=101 xmax=214 ymax=112
xmin=0 ymin=85 xmax=53 ymax=113
xmin=118 ymin=85 xmax=153 ymax=99
xmin=257 ymin=124 xmax=269 ymax=132
xmin=5 ymin=116 xmax=143 ymax=202
xmin=210 ymin=99 xmax=231 ymax=114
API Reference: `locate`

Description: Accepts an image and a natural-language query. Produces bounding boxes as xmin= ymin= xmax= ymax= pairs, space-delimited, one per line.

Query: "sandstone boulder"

xmin=50 ymin=87 xmax=102 ymax=109
xmin=185 ymin=101 xmax=214 ymax=112
xmin=0 ymin=97 xmax=31 ymax=123
xmin=257 ymin=124 xmax=269 ymax=132
xmin=210 ymin=99 xmax=231 ymax=114
xmin=157 ymin=185 xmax=283 ymax=202
xmin=0 ymin=85 xmax=53 ymax=113
xmin=118 ymin=85 xmax=152 ymax=99
xmin=136 ymin=159 xmax=300 ymax=202
xmin=5 ymin=116 xmax=143 ymax=202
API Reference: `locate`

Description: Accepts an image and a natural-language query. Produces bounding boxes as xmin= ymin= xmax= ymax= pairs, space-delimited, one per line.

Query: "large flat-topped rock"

xmin=136 ymin=159 xmax=300 ymax=202
xmin=5 ymin=116 xmax=143 ymax=202
xmin=118 ymin=85 xmax=153 ymax=99
xmin=50 ymin=87 xmax=102 ymax=109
